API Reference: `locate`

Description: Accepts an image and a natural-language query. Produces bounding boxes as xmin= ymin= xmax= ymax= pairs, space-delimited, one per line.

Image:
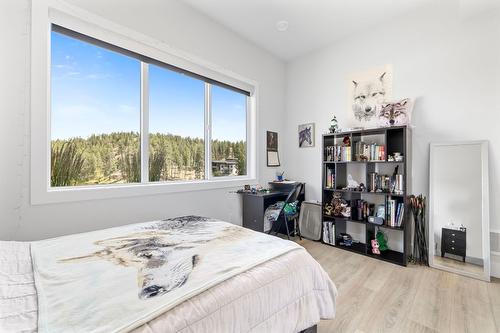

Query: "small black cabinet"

xmin=441 ymin=227 xmax=466 ymax=262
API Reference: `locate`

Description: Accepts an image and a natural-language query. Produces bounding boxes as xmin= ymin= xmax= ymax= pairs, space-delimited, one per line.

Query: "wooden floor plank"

xmin=296 ymin=239 xmax=500 ymax=333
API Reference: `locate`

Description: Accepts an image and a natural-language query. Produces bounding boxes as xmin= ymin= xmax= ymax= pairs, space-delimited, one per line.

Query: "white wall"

xmin=0 ymin=0 xmax=285 ymax=241
xmin=284 ymin=2 xmax=500 ymax=275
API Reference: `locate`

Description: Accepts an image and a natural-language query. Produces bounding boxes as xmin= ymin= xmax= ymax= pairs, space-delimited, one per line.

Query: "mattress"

xmin=1 ymin=235 xmax=336 ymax=333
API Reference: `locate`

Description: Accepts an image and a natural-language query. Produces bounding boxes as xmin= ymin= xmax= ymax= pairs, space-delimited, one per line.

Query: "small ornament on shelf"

xmin=329 ymin=116 xmax=338 ymax=134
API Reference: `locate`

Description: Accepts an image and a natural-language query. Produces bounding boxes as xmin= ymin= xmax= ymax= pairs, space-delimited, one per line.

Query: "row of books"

xmin=354 ymin=142 xmax=386 ymax=161
xmin=323 ymin=222 xmax=335 ymax=245
xmin=325 ymin=168 xmax=335 ymax=188
xmin=387 ymin=200 xmax=404 ymax=227
xmin=325 ymin=145 xmax=352 ymax=162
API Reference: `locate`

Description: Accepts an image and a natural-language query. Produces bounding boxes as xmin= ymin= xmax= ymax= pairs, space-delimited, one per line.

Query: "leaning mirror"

xmin=429 ymin=141 xmax=490 ymax=281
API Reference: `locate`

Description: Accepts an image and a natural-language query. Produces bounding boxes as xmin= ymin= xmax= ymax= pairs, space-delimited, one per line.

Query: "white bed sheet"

xmin=0 ymin=242 xmax=37 ymax=333
xmin=1 ymin=241 xmax=336 ymax=333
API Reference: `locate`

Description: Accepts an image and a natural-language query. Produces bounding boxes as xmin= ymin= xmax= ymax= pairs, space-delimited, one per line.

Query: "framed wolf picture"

xmin=298 ymin=123 xmax=315 ymax=148
xmin=347 ymin=65 xmax=393 ymax=128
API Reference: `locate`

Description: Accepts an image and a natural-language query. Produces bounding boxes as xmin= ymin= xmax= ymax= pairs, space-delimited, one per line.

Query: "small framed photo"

xmin=266 ymin=131 xmax=278 ymax=151
xmin=298 ymin=123 xmax=315 ymax=148
xmin=267 ymin=151 xmax=280 ymax=167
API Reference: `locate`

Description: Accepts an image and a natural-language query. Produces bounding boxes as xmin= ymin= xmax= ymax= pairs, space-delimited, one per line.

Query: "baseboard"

xmin=491 ymin=254 xmax=500 ymax=278
xmin=491 ymin=230 xmax=500 ymax=278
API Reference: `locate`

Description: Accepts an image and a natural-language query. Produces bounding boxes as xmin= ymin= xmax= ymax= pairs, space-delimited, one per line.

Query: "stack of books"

xmin=387 ymin=200 xmax=405 ymax=227
xmin=354 ymin=142 xmax=386 ymax=161
xmin=323 ymin=222 xmax=335 ymax=245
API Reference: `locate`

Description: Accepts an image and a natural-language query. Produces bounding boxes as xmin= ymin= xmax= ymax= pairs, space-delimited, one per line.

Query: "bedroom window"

xmin=47 ymin=24 xmax=252 ymax=192
xmin=148 ymin=65 xmax=205 ymax=181
xmin=211 ymin=85 xmax=247 ymax=177
xmin=50 ymin=29 xmax=141 ymax=187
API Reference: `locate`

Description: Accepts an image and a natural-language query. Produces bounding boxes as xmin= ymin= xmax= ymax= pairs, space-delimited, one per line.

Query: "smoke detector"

xmin=276 ymin=20 xmax=289 ymax=32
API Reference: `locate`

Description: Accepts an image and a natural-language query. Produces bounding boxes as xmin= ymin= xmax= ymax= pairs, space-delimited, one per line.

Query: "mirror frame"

xmin=429 ymin=141 xmax=490 ymax=282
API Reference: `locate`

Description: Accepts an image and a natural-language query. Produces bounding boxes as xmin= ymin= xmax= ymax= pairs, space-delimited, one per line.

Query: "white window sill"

xmin=32 ymin=177 xmax=256 ymax=205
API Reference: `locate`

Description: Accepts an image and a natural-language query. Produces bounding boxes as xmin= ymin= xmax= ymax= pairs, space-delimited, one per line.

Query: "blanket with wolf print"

xmin=31 ymin=216 xmax=301 ymax=333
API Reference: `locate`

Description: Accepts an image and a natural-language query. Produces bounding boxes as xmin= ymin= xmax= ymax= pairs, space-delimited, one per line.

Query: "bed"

xmin=1 ymin=216 xmax=337 ymax=333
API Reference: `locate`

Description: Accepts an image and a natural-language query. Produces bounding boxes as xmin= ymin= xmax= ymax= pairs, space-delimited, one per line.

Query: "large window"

xmin=49 ymin=25 xmax=250 ymax=188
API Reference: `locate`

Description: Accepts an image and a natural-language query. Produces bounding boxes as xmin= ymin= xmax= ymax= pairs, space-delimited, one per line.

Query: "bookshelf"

xmin=321 ymin=126 xmax=411 ymax=266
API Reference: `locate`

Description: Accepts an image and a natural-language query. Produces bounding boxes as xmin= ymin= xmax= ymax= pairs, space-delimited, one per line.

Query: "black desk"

xmin=239 ymin=188 xmax=305 ymax=234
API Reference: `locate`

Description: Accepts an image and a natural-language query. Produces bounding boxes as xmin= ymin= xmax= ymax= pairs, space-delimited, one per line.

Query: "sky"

xmin=51 ymin=30 xmax=246 ymax=142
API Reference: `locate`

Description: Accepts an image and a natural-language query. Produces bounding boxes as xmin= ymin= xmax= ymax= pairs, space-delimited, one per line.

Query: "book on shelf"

xmin=324 ymin=145 xmax=352 ymax=162
xmin=387 ymin=200 xmax=405 ymax=227
xmin=354 ymin=141 xmax=386 ymax=161
xmin=325 ymin=168 xmax=335 ymax=188
xmin=323 ymin=222 xmax=335 ymax=245
xmin=397 ymin=204 xmax=404 ymax=227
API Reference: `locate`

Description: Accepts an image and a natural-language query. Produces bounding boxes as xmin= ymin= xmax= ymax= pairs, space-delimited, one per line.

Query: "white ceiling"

xmin=181 ymin=0 xmax=435 ymax=61
xmin=67 ymin=0 xmax=500 ymax=61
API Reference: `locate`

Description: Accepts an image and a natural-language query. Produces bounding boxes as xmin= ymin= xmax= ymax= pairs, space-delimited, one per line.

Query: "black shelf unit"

xmin=321 ymin=126 xmax=411 ymax=266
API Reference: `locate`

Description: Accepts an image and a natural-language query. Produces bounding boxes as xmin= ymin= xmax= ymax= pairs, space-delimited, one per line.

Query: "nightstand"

xmin=441 ymin=227 xmax=466 ymax=262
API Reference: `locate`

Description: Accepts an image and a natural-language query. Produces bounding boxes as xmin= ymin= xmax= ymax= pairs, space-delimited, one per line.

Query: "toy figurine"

xmin=371 ymin=239 xmax=380 ymax=254
xmin=346 ymin=174 xmax=359 ymax=189
xmin=324 ymin=203 xmax=333 ymax=216
xmin=376 ymin=230 xmax=388 ymax=251
xmin=331 ymin=192 xmax=350 ymax=217
xmin=329 ymin=116 xmax=338 ymax=134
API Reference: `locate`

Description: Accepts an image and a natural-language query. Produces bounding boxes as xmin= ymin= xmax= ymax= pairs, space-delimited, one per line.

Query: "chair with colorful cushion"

xmin=268 ymin=183 xmax=304 ymax=240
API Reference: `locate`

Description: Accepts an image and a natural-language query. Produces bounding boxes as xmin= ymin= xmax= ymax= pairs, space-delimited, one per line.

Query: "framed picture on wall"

xmin=266 ymin=130 xmax=280 ymax=166
xmin=267 ymin=151 xmax=280 ymax=167
xmin=298 ymin=123 xmax=315 ymax=148
xmin=266 ymin=131 xmax=278 ymax=151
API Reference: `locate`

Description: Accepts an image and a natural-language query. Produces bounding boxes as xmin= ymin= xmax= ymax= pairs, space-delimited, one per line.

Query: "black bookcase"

xmin=321 ymin=126 xmax=411 ymax=266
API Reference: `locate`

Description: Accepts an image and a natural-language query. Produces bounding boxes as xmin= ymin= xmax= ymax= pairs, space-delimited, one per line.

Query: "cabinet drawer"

xmin=442 ymin=229 xmax=466 ymax=241
xmin=443 ymin=237 xmax=465 ymax=248
xmin=443 ymin=244 xmax=465 ymax=256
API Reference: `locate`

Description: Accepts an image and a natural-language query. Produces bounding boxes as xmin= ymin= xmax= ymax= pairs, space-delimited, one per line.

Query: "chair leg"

xmin=284 ymin=216 xmax=290 ymax=240
xmin=295 ymin=217 xmax=302 ymax=240
xmin=272 ymin=217 xmax=283 ymax=236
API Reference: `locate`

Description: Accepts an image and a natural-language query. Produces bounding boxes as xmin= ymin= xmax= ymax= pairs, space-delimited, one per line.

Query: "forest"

xmin=51 ymin=132 xmax=246 ymax=186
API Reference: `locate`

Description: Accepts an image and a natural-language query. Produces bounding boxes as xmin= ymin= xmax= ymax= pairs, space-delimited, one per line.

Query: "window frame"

xmin=31 ymin=0 xmax=258 ymax=204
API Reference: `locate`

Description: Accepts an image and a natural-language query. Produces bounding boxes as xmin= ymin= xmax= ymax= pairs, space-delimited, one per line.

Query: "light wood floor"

xmin=297 ymin=239 xmax=500 ymax=333
xmin=433 ymin=255 xmax=483 ymax=276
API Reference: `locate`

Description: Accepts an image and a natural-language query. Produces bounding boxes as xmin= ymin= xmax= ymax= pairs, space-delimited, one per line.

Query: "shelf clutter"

xmin=321 ymin=126 xmax=410 ymax=266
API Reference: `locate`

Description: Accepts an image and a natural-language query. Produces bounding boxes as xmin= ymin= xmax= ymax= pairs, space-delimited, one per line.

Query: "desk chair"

xmin=268 ymin=183 xmax=303 ymax=240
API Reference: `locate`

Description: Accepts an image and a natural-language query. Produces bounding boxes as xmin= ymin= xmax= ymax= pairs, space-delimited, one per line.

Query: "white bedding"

xmin=1 ymin=222 xmax=336 ymax=333
xmin=0 ymin=241 xmax=37 ymax=333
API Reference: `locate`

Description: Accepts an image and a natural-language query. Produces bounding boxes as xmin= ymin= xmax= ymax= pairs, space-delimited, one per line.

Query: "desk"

xmin=239 ymin=187 xmax=305 ymax=234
